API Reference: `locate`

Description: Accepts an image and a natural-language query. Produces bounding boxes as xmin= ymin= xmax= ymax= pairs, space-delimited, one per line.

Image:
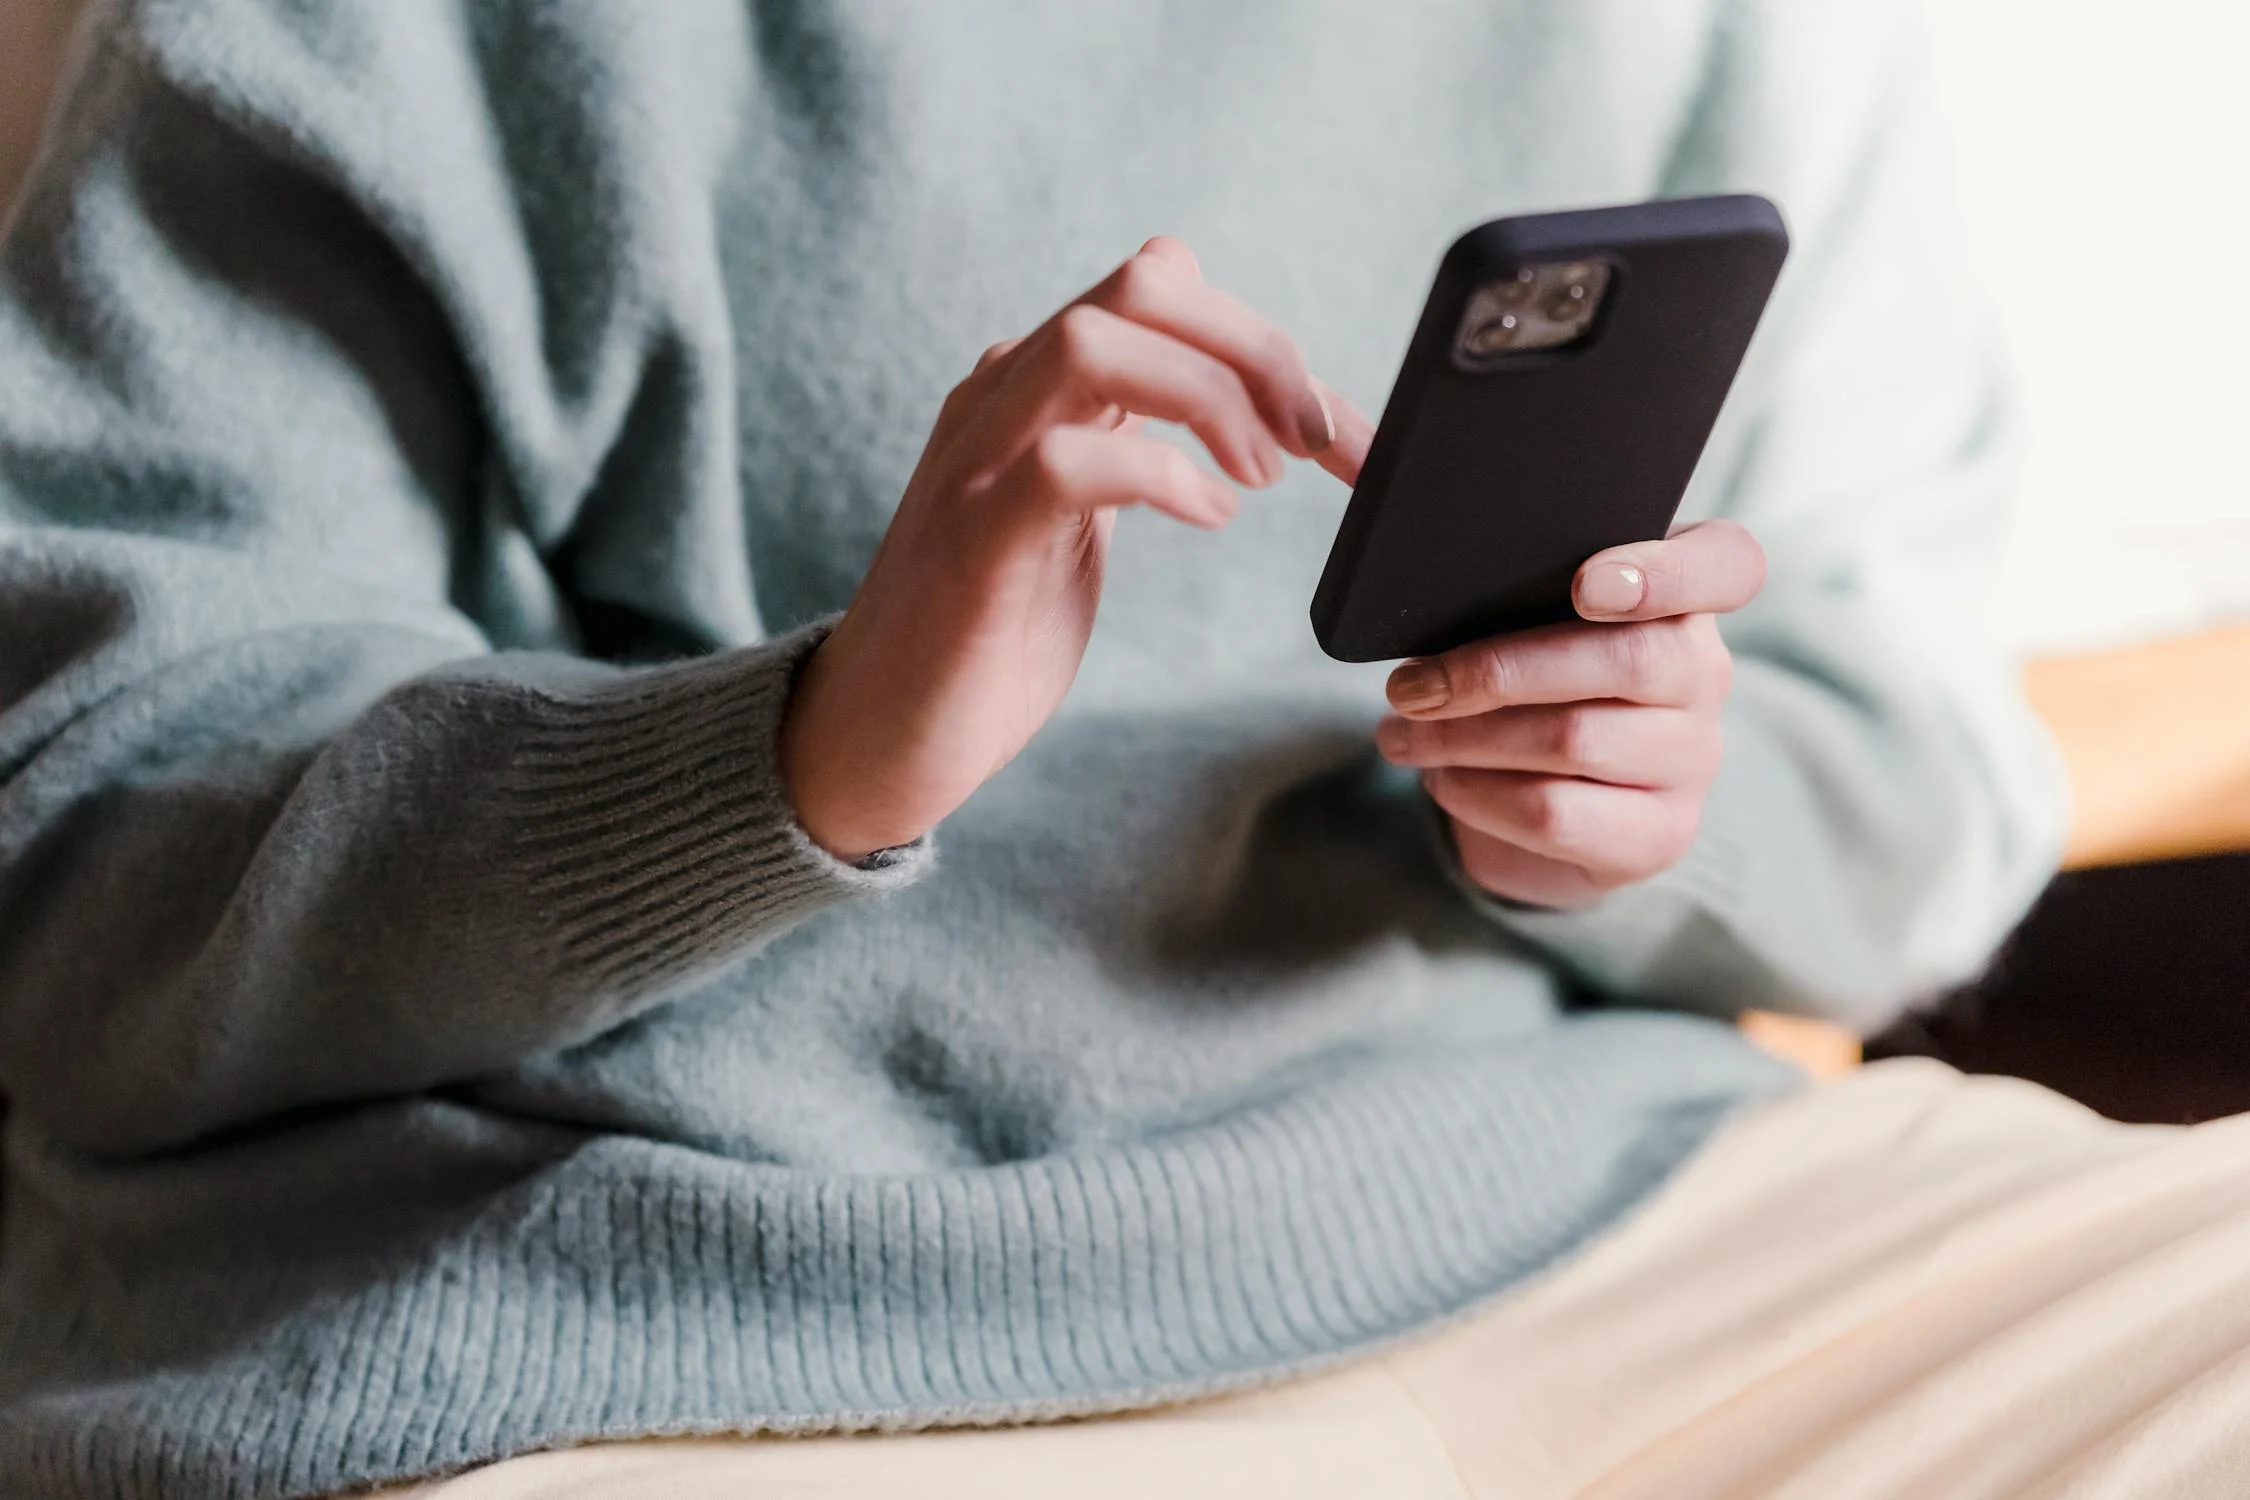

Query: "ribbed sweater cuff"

xmin=501 ymin=617 xmax=932 ymax=996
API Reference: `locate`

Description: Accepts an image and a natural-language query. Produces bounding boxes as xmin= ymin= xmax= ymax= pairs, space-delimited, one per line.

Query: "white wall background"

xmin=1926 ymin=0 xmax=2250 ymax=653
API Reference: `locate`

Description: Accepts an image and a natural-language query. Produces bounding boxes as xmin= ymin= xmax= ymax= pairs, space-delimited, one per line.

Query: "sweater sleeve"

xmin=0 ymin=0 xmax=926 ymax=1158
xmin=1472 ymin=0 xmax=2067 ymax=1034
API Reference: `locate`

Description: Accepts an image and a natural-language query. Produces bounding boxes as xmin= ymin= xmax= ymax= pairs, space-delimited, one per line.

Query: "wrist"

xmin=778 ymin=645 xmax=874 ymax=862
xmin=778 ymin=632 xmax=935 ymax=863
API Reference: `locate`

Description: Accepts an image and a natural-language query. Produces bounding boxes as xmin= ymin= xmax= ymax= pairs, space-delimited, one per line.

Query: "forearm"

xmin=0 ymin=559 xmax=925 ymax=1156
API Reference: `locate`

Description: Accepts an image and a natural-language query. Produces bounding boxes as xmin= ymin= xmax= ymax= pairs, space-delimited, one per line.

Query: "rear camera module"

xmin=1455 ymin=259 xmax=1612 ymax=360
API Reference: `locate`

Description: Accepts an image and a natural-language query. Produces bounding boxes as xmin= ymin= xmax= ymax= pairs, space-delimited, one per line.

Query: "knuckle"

xmin=1026 ymin=427 xmax=1077 ymax=489
xmin=1743 ymin=537 xmax=1770 ymax=591
xmin=1490 ymin=646 xmax=1527 ymax=706
xmin=1709 ymin=517 xmax=1764 ymax=564
xmin=1451 ymin=644 xmax=1511 ymax=708
xmin=1606 ymin=847 xmax=1663 ymax=887
xmin=1605 ymin=803 xmax=1698 ymax=883
xmin=1607 ymin=622 xmax=1660 ymax=688
xmin=1189 ymin=353 xmax=1243 ymax=408
xmin=1156 ymin=444 xmax=1202 ymax=500
xmin=1694 ymin=518 xmax=1768 ymax=603
xmin=974 ymin=339 xmax=1018 ymax=372
xmin=1645 ymin=551 xmax=1686 ymax=608
xmin=1650 ymin=618 xmax=1699 ymax=690
xmin=1578 ymin=863 xmax=1632 ymax=894
xmin=1548 ymin=706 xmax=1599 ymax=767
xmin=1518 ymin=779 xmax=1577 ymax=847
xmin=1422 ymin=715 xmax=1461 ymax=763
xmin=1111 ymin=252 xmax=1170 ymax=308
xmin=1052 ymin=304 xmax=1108 ymax=366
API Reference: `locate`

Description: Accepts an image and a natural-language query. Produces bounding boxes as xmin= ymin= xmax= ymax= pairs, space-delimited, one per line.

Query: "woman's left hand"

xmin=1374 ymin=520 xmax=1767 ymax=909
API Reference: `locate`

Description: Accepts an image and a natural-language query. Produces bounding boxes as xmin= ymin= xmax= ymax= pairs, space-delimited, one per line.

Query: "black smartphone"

xmin=1311 ymin=194 xmax=1789 ymax=663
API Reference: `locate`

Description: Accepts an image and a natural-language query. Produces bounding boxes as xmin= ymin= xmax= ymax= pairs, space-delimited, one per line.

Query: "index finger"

xmin=1386 ymin=615 xmax=1717 ymax=719
xmin=1080 ymin=239 xmax=1371 ymax=484
xmin=1573 ymin=519 xmax=1767 ymax=622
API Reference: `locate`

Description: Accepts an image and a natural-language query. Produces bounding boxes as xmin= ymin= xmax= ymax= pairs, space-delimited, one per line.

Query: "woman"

xmin=6 ymin=2 xmax=2245 ymax=1497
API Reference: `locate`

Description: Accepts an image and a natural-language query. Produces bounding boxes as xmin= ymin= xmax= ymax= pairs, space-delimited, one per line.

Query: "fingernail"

xmin=1374 ymin=717 xmax=1410 ymax=760
xmin=1297 ymin=382 xmax=1336 ymax=453
xmin=1387 ymin=659 xmax=1449 ymax=713
xmin=1577 ymin=562 xmax=1645 ymax=618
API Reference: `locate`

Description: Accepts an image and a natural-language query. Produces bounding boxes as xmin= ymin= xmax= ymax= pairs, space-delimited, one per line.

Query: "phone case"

xmin=1310 ymin=194 xmax=1789 ymax=662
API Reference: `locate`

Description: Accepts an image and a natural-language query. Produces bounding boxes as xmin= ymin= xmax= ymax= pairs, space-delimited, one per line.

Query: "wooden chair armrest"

xmin=1745 ymin=620 xmax=2250 ymax=1076
xmin=2029 ymin=622 xmax=2250 ymax=870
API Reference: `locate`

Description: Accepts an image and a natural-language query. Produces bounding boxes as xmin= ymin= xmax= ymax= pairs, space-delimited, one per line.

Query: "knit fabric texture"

xmin=0 ymin=1 xmax=2064 ymax=1496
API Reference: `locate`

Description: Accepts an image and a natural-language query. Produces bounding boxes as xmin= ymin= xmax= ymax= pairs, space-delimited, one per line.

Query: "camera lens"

xmin=1544 ymin=286 xmax=1590 ymax=322
xmin=1465 ymin=314 xmax=1521 ymax=353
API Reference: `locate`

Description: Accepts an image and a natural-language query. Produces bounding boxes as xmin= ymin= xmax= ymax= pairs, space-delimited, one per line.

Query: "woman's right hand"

xmin=779 ymin=237 xmax=1372 ymax=860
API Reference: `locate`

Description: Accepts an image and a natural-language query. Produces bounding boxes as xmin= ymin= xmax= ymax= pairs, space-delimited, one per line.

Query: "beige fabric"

xmin=380 ymin=1059 xmax=2250 ymax=1499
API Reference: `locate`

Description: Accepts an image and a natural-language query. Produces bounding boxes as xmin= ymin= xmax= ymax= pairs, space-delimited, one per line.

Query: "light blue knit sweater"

xmin=0 ymin=2 xmax=2061 ymax=1495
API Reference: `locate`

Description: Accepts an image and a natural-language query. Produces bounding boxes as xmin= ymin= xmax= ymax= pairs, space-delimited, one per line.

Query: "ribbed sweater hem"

xmin=0 ymin=1017 xmax=1796 ymax=1500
